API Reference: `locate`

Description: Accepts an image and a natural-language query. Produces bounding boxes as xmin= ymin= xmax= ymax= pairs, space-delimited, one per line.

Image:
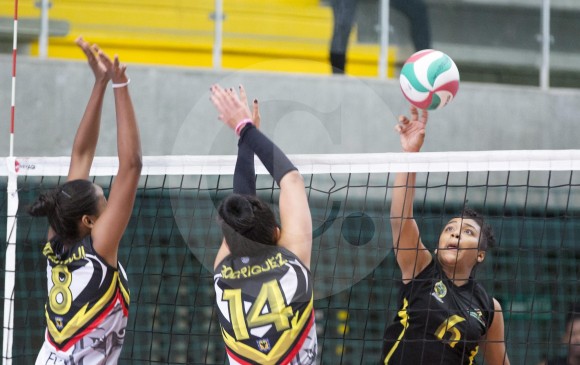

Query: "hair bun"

xmin=28 ymin=192 xmax=57 ymax=217
xmin=223 ymin=195 xmax=256 ymax=233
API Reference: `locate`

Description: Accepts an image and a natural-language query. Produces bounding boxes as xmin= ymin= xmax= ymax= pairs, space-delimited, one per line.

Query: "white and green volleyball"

xmin=399 ymin=49 xmax=460 ymax=110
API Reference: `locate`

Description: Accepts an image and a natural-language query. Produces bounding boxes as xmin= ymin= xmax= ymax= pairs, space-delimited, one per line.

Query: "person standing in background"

xmin=329 ymin=0 xmax=431 ymax=74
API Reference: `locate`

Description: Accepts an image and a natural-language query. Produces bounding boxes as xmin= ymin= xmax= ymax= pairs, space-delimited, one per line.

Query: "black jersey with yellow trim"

xmin=382 ymin=255 xmax=495 ymax=365
xmin=214 ymin=247 xmax=317 ymax=365
xmin=42 ymin=235 xmax=130 ymax=351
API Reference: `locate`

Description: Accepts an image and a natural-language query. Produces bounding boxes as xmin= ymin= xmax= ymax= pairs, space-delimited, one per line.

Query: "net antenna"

xmin=3 ymin=0 xmax=19 ymax=364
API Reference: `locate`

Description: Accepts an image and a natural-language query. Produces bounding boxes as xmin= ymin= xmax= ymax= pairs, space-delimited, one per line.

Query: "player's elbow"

xmin=121 ymin=155 xmax=143 ymax=175
xmin=280 ymin=170 xmax=304 ymax=188
xmin=390 ymin=216 xmax=405 ymax=235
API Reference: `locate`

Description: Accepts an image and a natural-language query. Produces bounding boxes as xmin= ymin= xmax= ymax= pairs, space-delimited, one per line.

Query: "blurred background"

xmin=1 ymin=0 xmax=579 ymax=85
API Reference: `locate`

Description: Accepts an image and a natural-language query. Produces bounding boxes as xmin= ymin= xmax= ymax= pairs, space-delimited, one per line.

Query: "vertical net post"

xmin=378 ymin=0 xmax=391 ymax=79
xmin=3 ymin=0 xmax=18 ymax=363
xmin=212 ymin=0 xmax=223 ymax=69
xmin=3 ymin=158 xmax=18 ymax=365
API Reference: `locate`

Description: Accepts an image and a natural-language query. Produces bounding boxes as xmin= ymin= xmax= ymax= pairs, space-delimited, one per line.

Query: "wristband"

xmin=235 ymin=118 xmax=253 ymax=136
xmin=112 ymin=78 xmax=131 ymax=88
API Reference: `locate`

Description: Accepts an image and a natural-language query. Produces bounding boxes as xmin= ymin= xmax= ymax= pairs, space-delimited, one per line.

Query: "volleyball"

xmin=399 ymin=49 xmax=460 ymax=110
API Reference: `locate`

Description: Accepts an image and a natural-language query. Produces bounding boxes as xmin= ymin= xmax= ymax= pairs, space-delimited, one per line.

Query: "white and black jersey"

xmin=36 ymin=236 xmax=129 ymax=365
xmin=214 ymin=247 xmax=317 ymax=365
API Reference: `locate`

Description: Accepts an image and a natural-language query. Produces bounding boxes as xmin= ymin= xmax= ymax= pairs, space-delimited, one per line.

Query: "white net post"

xmin=3 ymin=158 xmax=18 ymax=365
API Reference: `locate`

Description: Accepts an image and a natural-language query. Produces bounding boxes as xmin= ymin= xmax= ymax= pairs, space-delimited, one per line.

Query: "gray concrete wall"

xmin=0 ymin=55 xmax=579 ymax=158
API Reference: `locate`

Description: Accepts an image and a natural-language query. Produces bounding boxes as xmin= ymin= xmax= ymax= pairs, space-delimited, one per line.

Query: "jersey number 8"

xmin=49 ymin=265 xmax=73 ymax=315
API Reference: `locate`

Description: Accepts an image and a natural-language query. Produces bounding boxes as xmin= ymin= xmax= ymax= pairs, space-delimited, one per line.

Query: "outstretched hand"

xmin=395 ymin=105 xmax=428 ymax=153
xmin=76 ymin=36 xmax=109 ymax=83
xmin=210 ymin=84 xmax=254 ymax=130
xmin=91 ymin=46 xmax=129 ymax=85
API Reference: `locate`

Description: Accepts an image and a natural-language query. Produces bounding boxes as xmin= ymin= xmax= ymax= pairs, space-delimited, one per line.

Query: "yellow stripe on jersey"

xmin=384 ymin=298 xmax=410 ymax=364
xmin=468 ymin=345 xmax=479 ymax=364
xmin=46 ymin=271 xmax=120 ymax=344
xmin=118 ymin=276 xmax=130 ymax=306
xmin=222 ymin=296 xmax=314 ymax=365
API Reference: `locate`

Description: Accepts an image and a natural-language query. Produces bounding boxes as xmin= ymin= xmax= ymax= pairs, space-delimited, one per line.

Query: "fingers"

xmin=75 ymin=36 xmax=89 ymax=52
xmin=409 ymin=105 xmax=419 ymax=121
xmin=215 ymin=84 xmax=243 ymax=109
xmin=395 ymin=115 xmax=409 ymax=132
xmin=210 ymin=84 xmax=230 ymax=109
xmin=395 ymin=105 xmax=429 ymax=138
xmin=399 ymin=115 xmax=410 ymax=125
xmin=252 ymin=99 xmax=261 ymax=129
xmin=76 ymin=37 xmax=96 ymax=60
xmin=97 ymin=49 xmax=113 ymax=68
xmin=238 ymin=85 xmax=248 ymax=105
xmin=420 ymin=108 xmax=429 ymax=126
xmin=209 ymin=84 xmax=235 ymax=119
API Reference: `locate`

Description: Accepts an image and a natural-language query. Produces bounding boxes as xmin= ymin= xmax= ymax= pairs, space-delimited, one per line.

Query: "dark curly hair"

xmin=458 ymin=207 xmax=496 ymax=251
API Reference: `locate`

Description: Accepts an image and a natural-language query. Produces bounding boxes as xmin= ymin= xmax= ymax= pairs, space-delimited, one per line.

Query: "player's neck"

xmin=441 ymin=266 xmax=472 ymax=286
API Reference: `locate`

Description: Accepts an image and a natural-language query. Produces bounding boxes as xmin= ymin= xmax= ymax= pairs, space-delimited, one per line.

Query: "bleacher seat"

xmin=0 ymin=0 xmax=396 ymax=77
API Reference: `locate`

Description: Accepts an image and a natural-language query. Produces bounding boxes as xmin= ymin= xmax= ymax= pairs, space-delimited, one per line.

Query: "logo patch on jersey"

xmin=55 ymin=317 xmax=64 ymax=330
xmin=257 ymin=338 xmax=271 ymax=352
xmin=468 ymin=308 xmax=486 ymax=327
xmin=241 ymin=257 xmax=250 ymax=264
xmin=433 ymin=280 xmax=447 ymax=299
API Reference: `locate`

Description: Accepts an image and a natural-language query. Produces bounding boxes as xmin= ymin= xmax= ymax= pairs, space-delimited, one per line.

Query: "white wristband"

xmin=112 ymin=78 xmax=131 ymax=88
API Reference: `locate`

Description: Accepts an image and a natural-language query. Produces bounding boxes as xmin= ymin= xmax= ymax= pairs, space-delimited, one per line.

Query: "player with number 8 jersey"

xmin=29 ymin=37 xmax=141 ymax=364
xmin=41 ymin=236 xmax=130 ymax=356
xmin=210 ymin=84 xmax=317 ymax=365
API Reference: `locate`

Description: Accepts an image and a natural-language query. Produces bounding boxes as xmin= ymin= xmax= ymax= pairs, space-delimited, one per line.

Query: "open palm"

xmin=396 ymin=106 xmax=428 ymax=153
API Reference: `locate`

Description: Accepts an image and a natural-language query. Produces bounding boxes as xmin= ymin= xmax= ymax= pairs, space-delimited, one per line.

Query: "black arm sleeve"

xmin=238 ymin=124 xmax=297 ymax=186
xmin=233 ymin=140 xmax=256 ymax=195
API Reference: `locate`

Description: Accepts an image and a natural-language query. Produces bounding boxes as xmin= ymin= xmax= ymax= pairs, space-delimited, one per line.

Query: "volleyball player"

xmin=381 ymin=106 xmax=511 ymax=364
xmin=29 ymin=37 xmax=141 ymax=364
xmin=210 ymin=85 xmax=317 ymax=364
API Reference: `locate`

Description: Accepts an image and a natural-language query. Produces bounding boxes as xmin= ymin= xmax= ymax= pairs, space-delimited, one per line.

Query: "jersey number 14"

xmin=223 ymin=279 xmax=294 ymax=340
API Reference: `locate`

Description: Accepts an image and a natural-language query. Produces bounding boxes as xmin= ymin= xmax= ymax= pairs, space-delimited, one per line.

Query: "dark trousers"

xmin=329 ymin=0 xmax=431 ymax=73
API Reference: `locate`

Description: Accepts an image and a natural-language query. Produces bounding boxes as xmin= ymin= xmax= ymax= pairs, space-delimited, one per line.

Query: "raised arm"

xmin=210 ymin=85 xmax=312 ymax=268
xmin=214 ymin=86 xmax=261 ymax=268
xmin=391 ymin=106 xmax=432 ymax=283
xmin=46 ymin=37 xmax=111 ymax=241
xmin=67 ymin=37 xmax=111 ymax=181
xmin=91 ymin=50 xmax=142 ymax=267
xmin=233 ymin=86 xmax=260 ymax=196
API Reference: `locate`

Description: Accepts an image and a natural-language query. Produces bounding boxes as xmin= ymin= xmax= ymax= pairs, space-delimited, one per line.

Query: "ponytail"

xmin=28 ymin=179 xmax=100 ymax=242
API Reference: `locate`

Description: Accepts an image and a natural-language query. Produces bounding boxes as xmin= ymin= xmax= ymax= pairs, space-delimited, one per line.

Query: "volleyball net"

xmin=1 ymin=151 xmax=579 ymax=364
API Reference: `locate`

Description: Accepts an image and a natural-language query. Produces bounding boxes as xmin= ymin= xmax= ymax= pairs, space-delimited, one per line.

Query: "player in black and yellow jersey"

xmin=29 ymin=37 xmax=141 ymax=364
xmin=210 ymin=85 xmax=317 ymax=365
xmin=382 ymin=106 xmax=510 ymax=365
